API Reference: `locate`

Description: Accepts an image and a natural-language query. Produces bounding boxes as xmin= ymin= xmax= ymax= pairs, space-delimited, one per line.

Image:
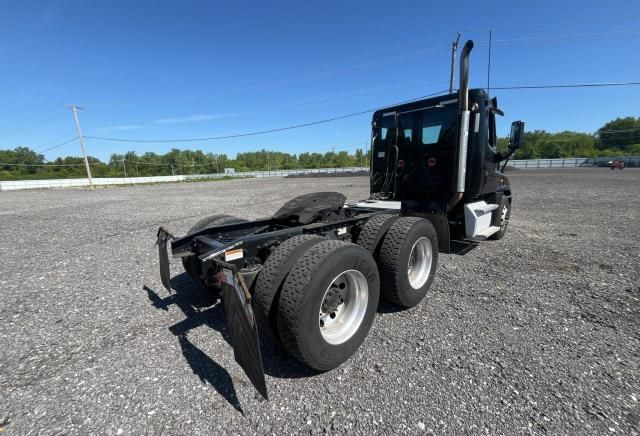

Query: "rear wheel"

xmin=181 ymin=214 xmax=248 ymax=287
xmin=378 ymin=217 xmax=438 ymax=308
xmin=277 ymin=240 xmax=380 ymax=370
xmin=252 ymin=234 xmax=326 ymax=344
xmin=354 ymin=213 xmax=398 ymax=253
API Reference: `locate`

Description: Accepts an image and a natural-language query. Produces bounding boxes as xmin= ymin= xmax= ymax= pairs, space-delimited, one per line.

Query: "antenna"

xmin=487 ymin=29 xmax=493 ymax=96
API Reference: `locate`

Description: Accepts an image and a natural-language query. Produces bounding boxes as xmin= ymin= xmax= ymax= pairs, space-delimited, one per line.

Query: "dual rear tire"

xmin=356 ymin=215 xmax=438 ymax=308
xmin=253 ymin=238 xmax=379 ymax=370
xmin=252 ymin=215 xmax=438 ymax=371
xmin=378 ymin=217 xmax=438 ymax=308
xmin=276 ymin=241 xmax=380 ymax=370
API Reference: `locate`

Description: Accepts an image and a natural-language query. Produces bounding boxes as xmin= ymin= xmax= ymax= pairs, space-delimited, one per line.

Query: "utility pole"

xmin=121 ymin=157 xmax=127 ymax=177
xmin=363 ymin=141 xmax=367 ymax=167
xmin=68 ymin=105 xmax=94 ymax=189
xmin=365 ymin=139 xmax=370 ymax=168
xmin=191 ymin=158 xmax=196 ymax=175
xmin=171 ymin=165 xmax=175 ymax=176
xmin=449 ymin=32 xmax=461 ymax=94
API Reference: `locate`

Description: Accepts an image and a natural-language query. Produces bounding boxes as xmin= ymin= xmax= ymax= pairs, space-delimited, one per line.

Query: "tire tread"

xmin=253 ymin=234 xmax=325 ymax=343
xmin=379 ymin=217 xmax=433 ymax=306
xmin=355 ymin=213 xmax=396 ymax=253
xmin=277 ymin=240 xmax=350 ymax=367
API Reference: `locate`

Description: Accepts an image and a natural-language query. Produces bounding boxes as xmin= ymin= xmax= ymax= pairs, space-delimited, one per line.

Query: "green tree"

xmin=596 ymin=117 xmax=640 ymax=151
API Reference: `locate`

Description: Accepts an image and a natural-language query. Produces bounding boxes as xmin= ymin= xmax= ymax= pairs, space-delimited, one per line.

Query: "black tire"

xmin=490 ymin=197 xmax=511 ymax=240
xmin=378 ymin=217 xmax=438 ymax=308
xmin=181 ymin=214 xmax=247 ymax=286
xmin=354 ymin=213 xmax=398 ymax=253
xmin=277 ymin=240 xmax=380 ymax=370
xmin=252 ymin=234 xmax=326 ymax=345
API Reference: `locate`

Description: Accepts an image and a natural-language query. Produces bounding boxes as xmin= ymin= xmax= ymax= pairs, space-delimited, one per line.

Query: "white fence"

xmin=0 ymin=175 xmax=186 ymax=191
xmin=0 ymin=167 xmax=369 ymax=191
xmin=6 ymin=156 xmax=636 ymax=191
xmin=510 ymin=156 xmax=640 ymax=169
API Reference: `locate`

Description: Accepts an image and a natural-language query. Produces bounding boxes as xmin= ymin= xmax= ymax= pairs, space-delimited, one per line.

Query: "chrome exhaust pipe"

xmin=458 ymin=40 xmax=474 ymax=112
xmin=448 ymin=40 xmax=474 ymax=212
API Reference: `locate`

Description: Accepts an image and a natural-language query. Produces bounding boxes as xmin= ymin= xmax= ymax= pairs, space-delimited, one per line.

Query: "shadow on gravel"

xmin=145 ymin=273 xmax=319 ymax=408
xmin=145 ymin=277 xmax=243 ymax=413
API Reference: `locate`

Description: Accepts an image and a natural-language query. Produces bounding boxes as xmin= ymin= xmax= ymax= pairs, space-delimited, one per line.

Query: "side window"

xmin=398 ymin=114 xmax=414 ymax=144
xmin=488 ymin=111 xmax=497 ymax=148
xmin=422 ymin=125 xmax=442 ymax=144
xmin=420 ymin=106 xmax=456 ymax=146
xmin=377 ymin=115 xmax=395 ymax=145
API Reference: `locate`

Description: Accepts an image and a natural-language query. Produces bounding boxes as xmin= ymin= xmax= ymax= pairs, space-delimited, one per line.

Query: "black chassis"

xmin=155 ymin=206 xmax=395 ymax=400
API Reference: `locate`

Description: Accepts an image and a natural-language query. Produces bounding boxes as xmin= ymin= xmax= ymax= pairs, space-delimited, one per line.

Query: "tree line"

xmin=496 ymin=116 xmax=640 ymax=159
xmin=1 ymin=117 xmax=638 ymax=180
xmin=0 ymin=147 xmax=369 ymax=180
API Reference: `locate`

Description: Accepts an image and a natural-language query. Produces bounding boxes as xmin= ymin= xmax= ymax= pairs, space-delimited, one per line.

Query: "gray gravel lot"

xmin=1 ymin=169 xmax=639 ymax=435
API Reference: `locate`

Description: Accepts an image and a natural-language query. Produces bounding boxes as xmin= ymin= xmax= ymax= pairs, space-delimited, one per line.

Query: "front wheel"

xmin=490 ymin=197 xmax=511 ymax=240
xmin=277 ymin=240 xmax=380 ymax=371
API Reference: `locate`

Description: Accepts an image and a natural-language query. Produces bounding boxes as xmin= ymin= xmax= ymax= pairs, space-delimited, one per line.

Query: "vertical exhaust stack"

xmin=448 ymin=40 xmax=474 ymax=211
xmin=458 ymin=40 xmax=474 ymax=113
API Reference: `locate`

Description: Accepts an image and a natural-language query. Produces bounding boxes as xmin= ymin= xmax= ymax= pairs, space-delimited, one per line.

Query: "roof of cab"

xmin=372 ymin=88 xmax=487 ymax=120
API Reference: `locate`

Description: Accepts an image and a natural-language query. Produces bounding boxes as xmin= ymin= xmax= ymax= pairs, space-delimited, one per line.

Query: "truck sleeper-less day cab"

xmin=156 ymin=40 xmax=524 ymax=399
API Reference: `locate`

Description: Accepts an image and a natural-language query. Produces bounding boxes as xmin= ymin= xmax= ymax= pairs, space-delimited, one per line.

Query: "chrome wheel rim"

xmin=407 ymin=237 xmax=432 ymax=289
xmin=500 ymin=204 xmax=509 ymax=231
xmin=319 ymin=269 xmax=368 ymax=345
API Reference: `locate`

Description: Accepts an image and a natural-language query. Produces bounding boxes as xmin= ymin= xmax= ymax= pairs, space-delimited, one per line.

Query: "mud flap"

xmin=218 ymin=267 xmax=268 ymax=400
xmin=157 ymin=227 xmax=173 ymax=291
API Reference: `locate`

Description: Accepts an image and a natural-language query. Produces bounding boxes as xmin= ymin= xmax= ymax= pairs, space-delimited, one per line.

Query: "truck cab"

xmin=367 ymin=41 xmax=524 ymax=252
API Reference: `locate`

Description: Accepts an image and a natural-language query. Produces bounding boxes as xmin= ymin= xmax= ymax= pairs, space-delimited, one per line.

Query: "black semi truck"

xmin=156 ymin=40 xmax=524 ymax=399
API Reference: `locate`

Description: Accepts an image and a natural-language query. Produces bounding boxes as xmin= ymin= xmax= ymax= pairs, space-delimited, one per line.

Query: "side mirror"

xmin=508 ymin=121 xmax=525 ymax=149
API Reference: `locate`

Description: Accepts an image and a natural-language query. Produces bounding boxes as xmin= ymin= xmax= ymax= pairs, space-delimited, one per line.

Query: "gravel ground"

xmin=1 ymin=169 xmax=638 ymax=435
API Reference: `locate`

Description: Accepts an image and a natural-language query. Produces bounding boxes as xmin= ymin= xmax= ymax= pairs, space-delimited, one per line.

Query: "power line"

xmin=83 ymin=80 xmax=450 ymax=132
xmin=597 ymin=128 xmax=640 ymax=133
xmin=0 ymin=162 xmax=89 ymax=167
xmin=84 ymin=82 xmax=640 ymax=144
xmin=91 ymin=34 xmax=454 ymax=107
xmin=85 ymin=90 xmax=450 ymax=143
xmin=100 ymin=43 xmax=449 ymax=108
xmin=491 ymin=81 xmax=640 ymax=91
xmin=0 ymin=112 xmax=67 ymax=140
xmin=218 ymin=45 xmax=449 ymax=96
xmin=487 ymin=28 xmax=640 ymax=44
xmin=460 ymin=16 xmax=640 ymax=33
xmin=0 ymin=103 xmax=64 ymax=133
xmin=483 ymin=29 xmax=640 ymax=48
xmin=36 ymin=137 xmax=79 ymax=154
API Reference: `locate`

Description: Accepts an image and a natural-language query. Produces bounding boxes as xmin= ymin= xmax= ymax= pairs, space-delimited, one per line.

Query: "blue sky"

xmin=0 ymin=0 xmax=639 ymax=162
